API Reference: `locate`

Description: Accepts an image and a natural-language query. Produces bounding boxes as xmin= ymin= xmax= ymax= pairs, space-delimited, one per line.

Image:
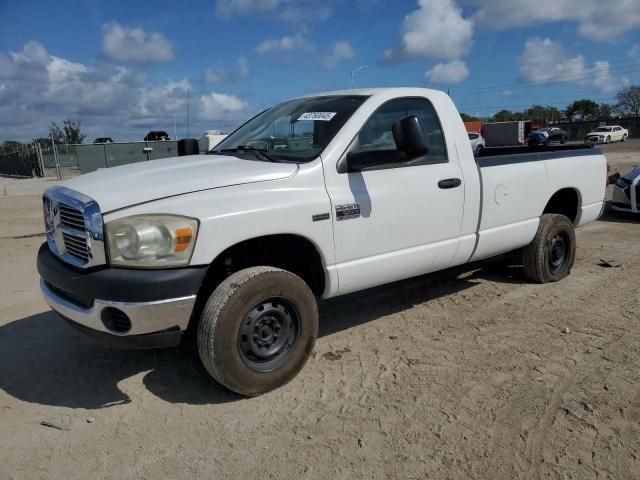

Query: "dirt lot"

xmin=1 ymin=142 xmax=639 ymax=479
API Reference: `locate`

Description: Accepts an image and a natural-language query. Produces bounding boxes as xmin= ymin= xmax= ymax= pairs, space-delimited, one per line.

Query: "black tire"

xmin=522 ymin=214 xmax=576 ymax=283
xmin=622 ymin=134 xmax=628 ymax=143
xmin=197 ymin=266 xmax=318 ymax=396
xmin=606 ymin=136 xmax=611 ymax=144
xmin=560 ymin=136 xmax=566 ymax=144
xmin=475 ymin=145 xmax=483 ymax=157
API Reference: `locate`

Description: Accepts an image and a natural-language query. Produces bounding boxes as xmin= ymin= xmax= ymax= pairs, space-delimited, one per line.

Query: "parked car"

xmin=144 ymin=131 xmax=170 ymax=141
xmin=612 ymin=165 xmax=640 ymax=214
xmin=37 ymin=87 xmax=606 ymax=396
xmin=526 ymin=130 xmax=550 ymax=146
xmin=468 ymin=131 xmax=485 ymax=155
xmin=585 ymin=126 xmax=629 ymax=144
xmin=538 ymin=127 xmax=568 ymax=144
xmin=93 ymin=137 xmax=113 ymax=144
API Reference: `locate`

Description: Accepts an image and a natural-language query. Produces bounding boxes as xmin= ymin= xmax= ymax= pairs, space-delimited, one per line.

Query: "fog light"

xmin=101 ymin=307 xmax=132 ymax=333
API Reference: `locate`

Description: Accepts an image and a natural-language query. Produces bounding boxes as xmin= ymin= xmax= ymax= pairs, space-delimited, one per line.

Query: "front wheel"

xmin=522 ymin=214 xmax=576 ymax=283
xmin=606 ymin=136 xmax=611 ymax=144
xmin=622 ymin=134 xmax=628 ymax=143
xmin=197 ymin=266 xmax=318 ymax=396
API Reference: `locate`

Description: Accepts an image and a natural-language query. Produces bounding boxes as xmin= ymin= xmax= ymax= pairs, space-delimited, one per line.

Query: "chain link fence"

xmin=0 ymin=147 xmax=43 ymax=178
xmin=1 ymin=140 xmax=181 ymax=179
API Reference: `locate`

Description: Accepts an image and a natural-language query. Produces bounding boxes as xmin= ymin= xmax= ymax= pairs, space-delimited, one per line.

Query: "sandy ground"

xmin=1 ymin=141 xmax=639 ymax=479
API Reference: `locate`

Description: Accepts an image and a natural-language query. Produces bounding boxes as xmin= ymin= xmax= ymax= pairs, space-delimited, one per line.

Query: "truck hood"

xmin=61 ymin=154 xmax=298 ymax=213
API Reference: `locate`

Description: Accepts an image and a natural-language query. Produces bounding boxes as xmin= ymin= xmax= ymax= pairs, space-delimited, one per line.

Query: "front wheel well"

xmin=543 ymin=188 xmax=580 ymax=224
xmin=188 ymin=234 xmax=326 ymax=331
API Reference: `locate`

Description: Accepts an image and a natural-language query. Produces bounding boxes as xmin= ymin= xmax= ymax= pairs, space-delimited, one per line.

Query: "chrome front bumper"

xmin=40 ymin=279 xmax=196 ymax=336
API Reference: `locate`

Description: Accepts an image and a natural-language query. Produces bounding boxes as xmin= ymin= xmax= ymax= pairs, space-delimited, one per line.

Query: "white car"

xmin=468 ymin=131 xmax=485 ymax=155
xmin=585 ymin=126 xmax=629 ymax=144
xmin=37 ymin=88 xmax=607 ymax=396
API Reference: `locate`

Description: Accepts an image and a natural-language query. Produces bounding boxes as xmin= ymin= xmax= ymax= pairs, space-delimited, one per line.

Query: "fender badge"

xmin=312 ymin=213 xmax=330 ymax=222
xmin=336 ymin=203 xmax=360 ymax=221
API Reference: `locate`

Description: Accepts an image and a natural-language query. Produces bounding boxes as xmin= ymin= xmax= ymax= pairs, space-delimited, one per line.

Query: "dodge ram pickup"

xmin=37 ymin=88 xmax=607 ymax=396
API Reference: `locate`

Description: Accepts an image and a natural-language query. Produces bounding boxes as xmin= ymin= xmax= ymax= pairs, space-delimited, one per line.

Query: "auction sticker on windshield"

xmin=298 ymin=112 xmax=337 ymax=121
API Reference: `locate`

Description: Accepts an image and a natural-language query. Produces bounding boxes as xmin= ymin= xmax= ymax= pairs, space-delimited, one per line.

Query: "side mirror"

xmin=392 ymin=115 xmax=428 ymax=158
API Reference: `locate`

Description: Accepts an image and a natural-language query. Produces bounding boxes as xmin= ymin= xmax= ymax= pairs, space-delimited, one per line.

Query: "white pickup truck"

xmin=38 ymin=88 xmax=606 ymax=396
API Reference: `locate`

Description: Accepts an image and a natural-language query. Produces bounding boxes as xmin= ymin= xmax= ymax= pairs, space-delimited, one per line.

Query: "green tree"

xmin=565 ymin=99 xmax=599 ymax=121
xmin=48 ymin=119 xmax=86 ymax=144
xmin=616 ymin=85 xmax=640 ymax=118
xmin=492 ymin=110 xmax=516 ymax=122
xmin=1 ymin=140 xmax=27 ymax=153
xmin=460 ymin=112 xmax=479 ymax=122
xmin=597 ymin=103 xmax=613 ymax=120
xmin=526 ymin=105 xmax=561 ymax=124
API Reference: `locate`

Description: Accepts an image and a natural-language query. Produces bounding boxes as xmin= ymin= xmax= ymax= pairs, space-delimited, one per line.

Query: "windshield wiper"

xmin=218 ymin=145 xmax=279 ymax=162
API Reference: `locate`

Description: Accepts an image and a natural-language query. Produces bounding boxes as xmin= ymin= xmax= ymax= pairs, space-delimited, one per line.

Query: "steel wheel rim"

xmin=238 ymin=297 xmax=300 ymax=373
xmin=548 ymin=233 xmax=569 ymax=274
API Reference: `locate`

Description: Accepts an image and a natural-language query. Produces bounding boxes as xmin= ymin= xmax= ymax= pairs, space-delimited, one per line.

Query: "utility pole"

xmin=186 ymin=88 xmax=191 ymax=139
xmin=173 ymin=114 xmax=177 ymax=140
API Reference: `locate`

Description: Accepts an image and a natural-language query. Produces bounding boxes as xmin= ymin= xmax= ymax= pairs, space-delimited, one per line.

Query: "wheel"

xmin=197 ymin=266 xmax=318 ymax=396
xmin=522 ymin=214 xmax=576 ymax=283
xmin=475 ymin=145 xmax=483 ymax=157
xmin=622 ymin=134 xmax=628 ymax=143
xmin=560 ymin=136 xmax=566 ymax=144
xmin=606 ymin=136 xmax=611 ymax=144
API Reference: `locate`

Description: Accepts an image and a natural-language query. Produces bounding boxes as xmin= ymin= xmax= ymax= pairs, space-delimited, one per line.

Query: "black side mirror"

xmin=392 ymin=115 xmax=428 ymax=158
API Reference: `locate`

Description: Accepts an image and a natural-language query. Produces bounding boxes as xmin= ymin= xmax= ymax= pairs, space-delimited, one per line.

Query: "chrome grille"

xmin=43 ymin=186 xmax=106 ymax=269
xmin=62 ymin=231 xmax=89 ymax=262
xmin=59 ymin=204 xmax=87 ymax=230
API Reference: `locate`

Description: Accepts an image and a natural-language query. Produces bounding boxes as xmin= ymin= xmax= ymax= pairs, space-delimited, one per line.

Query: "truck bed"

xmin=477 ymin=144 xmax=598 ymax=167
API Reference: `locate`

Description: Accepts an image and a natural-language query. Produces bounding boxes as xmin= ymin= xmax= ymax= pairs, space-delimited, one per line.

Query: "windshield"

xmin=595 ymin=127 xmax=613 ymax=132
xmin=212 ymin=95 xmax=368 ymax=162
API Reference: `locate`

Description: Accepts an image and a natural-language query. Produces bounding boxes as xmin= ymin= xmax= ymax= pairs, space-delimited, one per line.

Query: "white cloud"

xmin=383 ymin=0 xmax=473 ymax=62
xmin=518 ymin=38 xmax=620 ymax=92
xmin=102 ymin=22 xmax=174 ymax=62
xmin=256 ymin=33 xmax=308 ymax=53
xmin=323 ymin=41 xmax=355 ymax=68
xmin=425 ymin=59 xmax=469 ymax=83
xmin=460 ymin=0 xmax=640 ymax=41
xmin=216 ymin=0 xmax=331 ymax=23
xmin=0 ymin=41 xmax=251 ymax=141
xmin=204 ymin=56 xmax=250 ymax=83
xmin=200 ymin=92 xmax=249 ymax=121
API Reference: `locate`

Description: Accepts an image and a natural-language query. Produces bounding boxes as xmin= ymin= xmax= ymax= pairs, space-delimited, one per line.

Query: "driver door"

xmin=324 ymin=97 xmax=465 ymax=295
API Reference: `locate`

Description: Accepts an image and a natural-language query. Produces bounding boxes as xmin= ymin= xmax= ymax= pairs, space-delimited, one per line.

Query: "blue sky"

xmin=0 ymin=0 xmax=639 ymax=142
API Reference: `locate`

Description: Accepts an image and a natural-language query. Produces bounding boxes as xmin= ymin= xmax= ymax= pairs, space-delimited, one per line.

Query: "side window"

xmin=351 ymin=98 xmax=448 ymax=167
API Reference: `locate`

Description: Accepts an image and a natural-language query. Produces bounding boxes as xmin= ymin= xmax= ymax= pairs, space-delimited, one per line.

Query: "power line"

xmin=457 ymin=96 xmax=617 ymax=113
xmin=449 ymin=60 xmax=640 ymax=96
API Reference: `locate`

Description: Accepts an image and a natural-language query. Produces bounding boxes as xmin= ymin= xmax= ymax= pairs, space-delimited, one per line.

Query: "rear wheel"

xmin=197 ymin=266 xmax=318 ymax=396
xmin=522 ymin=214 xmax=576 ymax=283
xmin=622 ymin=134 xmax=628 ymax=143
xmin=606 ymin=136 xmax=611 ymax=144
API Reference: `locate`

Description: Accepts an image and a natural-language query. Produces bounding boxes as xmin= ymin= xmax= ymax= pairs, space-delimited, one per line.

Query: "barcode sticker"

xmin=297 ymin=112 xmax=337 ymax=121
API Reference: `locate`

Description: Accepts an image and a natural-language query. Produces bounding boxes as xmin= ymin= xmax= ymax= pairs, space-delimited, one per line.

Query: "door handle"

xmin=438 ymin=178 xmax=462 ymax=189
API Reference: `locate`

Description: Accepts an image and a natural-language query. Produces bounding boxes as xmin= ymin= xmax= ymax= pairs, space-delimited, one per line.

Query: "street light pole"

xmin=351 ymin=65 xmax=368 ymax=88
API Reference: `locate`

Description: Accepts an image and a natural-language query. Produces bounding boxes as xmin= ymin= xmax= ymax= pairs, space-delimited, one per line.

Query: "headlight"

xmin=106 ymin=215 xmax=199 ymax=268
